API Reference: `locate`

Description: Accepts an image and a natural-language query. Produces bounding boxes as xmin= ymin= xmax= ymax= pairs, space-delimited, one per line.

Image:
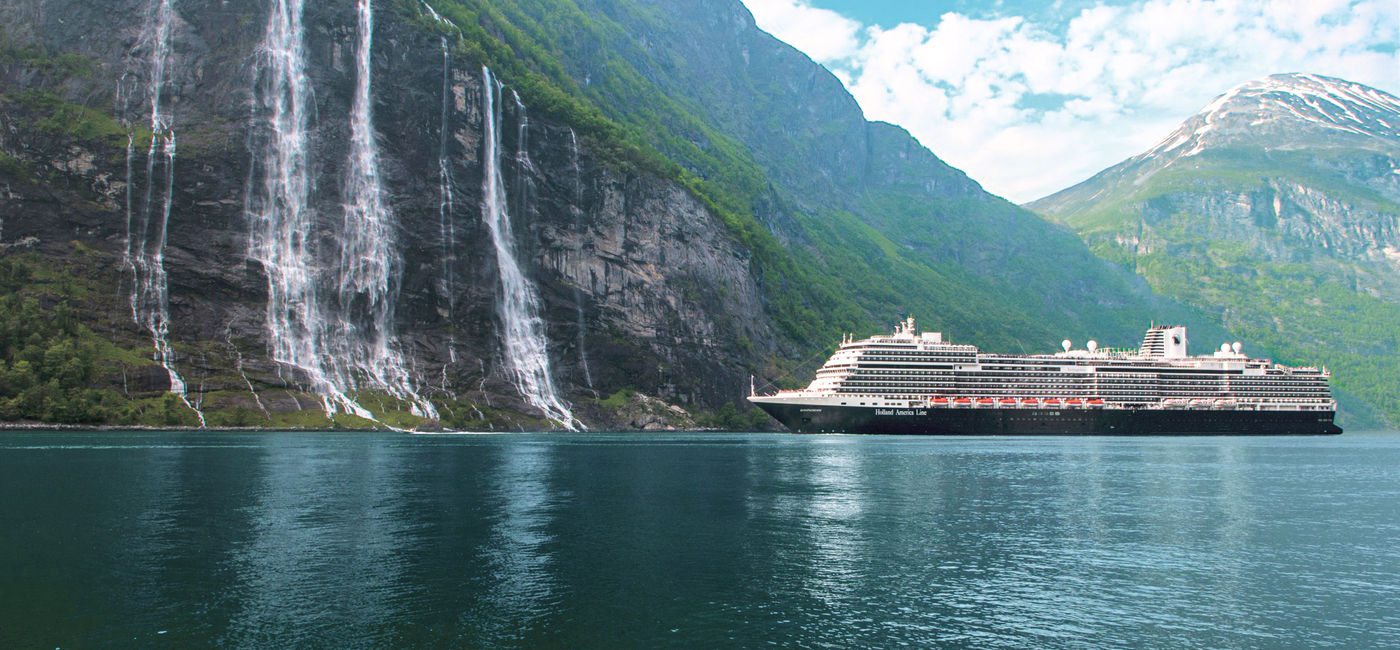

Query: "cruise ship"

xmin=749 ymin=318 xmax=1341 ymax=435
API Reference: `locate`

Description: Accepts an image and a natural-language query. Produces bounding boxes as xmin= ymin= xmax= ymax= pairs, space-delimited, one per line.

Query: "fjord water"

xmin=2 ymin=433 xmax=1397 ymax=647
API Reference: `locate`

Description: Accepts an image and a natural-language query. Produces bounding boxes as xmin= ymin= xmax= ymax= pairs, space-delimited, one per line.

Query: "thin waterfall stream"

xmin=567 ymin=129 xmax=593 ymax=390
xmin=122 ymin=0 xmax=204 ymax=426
xmin=437 ymin=37 xmax=458 ymax=367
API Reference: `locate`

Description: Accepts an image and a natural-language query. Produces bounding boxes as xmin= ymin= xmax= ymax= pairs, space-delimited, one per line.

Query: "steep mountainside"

xmin=475 ymin=0 xmax=1216 ymax=349
xmin=0 ymin=0 xmax=1224 ymax=429
xmin=1031 ymin=74 xmax=1400 ymax=427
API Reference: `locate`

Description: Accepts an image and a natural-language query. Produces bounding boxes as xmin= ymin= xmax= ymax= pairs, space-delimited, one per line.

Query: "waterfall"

xmin=247 ymin=0 xmax=353 ymax=417
xmin=123 ymin=0 xmax=204 ymax=426
xmin=246 ymin=0 xmax=435 ymax=421
xmin=567 ymin=128 xmax=583 ymax=203
xmin=480 ymin=67 xmax=578 ymax=429
xmin=567 ymin=129 xmax=592 ymax=390
xmin=336 ymin=0 xmax=437 ymax=419
xmin=437 ymin=38 xmax=457 ymax=365
xmin=420 ymin=0 xmax=449 ymax=25
xmin=574 ymin=287 xmax=593 ymax=390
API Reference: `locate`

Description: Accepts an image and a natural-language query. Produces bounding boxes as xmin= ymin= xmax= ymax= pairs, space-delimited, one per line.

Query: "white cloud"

xmin=742 ymin=0 xmax=1400 ymax=202
xmin=743 ymin=0 xmax=863 ymax=62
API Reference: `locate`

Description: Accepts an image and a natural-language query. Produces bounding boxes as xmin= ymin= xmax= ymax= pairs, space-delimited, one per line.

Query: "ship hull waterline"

xmin=753 ymin=402 xmax=1342 ymax=435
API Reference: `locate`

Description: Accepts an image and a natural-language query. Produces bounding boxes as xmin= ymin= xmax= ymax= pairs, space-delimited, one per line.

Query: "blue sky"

xmin=788 ymin=1 xmax=1143 ymax=29
xmin=740 ymin=0 xmax=1400 ymax=202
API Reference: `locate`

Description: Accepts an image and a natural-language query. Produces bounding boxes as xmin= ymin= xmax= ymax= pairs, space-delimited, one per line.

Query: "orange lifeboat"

xmin=1066 ymin=398 xmax=1083 ymax=406
xmin=954 ymin=397 xmax=972 ymax=406
xmin=999 ymin=398 xmax=1017 ymax=406
xmin=1021 ymin=398 xmax=1039 ymax=406
xmin=1043 ymin=398 xmax=1061 ymax=406
xmin=976 ymin=397 xmax=995 ymax=406
xmin=930 ymin=397 xmax=949 ymax=406
xmin=1087 ymin=398 xmax=1105 ymax=407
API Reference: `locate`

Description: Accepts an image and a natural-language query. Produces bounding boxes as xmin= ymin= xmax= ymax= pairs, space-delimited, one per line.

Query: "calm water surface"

xmin=2 ymin=431 xmax=1398 ymax=647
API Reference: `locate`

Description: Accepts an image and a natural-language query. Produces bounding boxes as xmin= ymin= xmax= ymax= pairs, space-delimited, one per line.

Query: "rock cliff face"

xmin=0 ymin=0 xmax=774 ymax=428
xmin=1120 ymin=183 xmax=1400 ymax=298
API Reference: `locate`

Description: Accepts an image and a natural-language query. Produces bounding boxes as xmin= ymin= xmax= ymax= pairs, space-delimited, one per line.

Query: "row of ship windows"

xmin=831 ymin=371 xmax=1329 ymax=381
xmin=835 ymin=388 xmax=1332 ymax=396
xmin=835 ymin=385 xmax=1332 ymax=395
xmin=848 ymin=352 xmax=1323 ymax=371
xmin=848 ymin=366 xmax=1324 ymax=380
xmin=856 ymin=351 xmax=974 ymax=355
xmin=839 ymin=379 xmax=1330 ymax=390
xmin=836 ymin=387 xmax=1331 ymax=397
xmin=834 ymin=392 xmax=1333 ymax=405
xmin=834 ymin=383 xmax=1327 ymax=392
xmin=834 ymin=386 xmax=1331 ymax=396
xmin=835 ymin=379 xmax=1329 ymax=390
xmin=857 ymin=356 xmax=974 ymax=361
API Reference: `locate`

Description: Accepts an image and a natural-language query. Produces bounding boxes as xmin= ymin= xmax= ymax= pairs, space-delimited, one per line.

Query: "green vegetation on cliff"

xmin=0 ymin=258 xmax=110 ymax=423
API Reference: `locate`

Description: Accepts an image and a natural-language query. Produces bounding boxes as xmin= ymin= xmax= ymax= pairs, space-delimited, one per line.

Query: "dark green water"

xmin=2 ymin=432 xmax=1398 ymax=648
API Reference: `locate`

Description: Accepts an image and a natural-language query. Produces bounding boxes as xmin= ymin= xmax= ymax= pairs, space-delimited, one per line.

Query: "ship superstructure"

xmin=750 ymin=318 xmax=1340 ymax=435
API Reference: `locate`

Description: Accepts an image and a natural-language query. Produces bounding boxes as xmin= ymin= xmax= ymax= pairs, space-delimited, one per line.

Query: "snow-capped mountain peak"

xmin=1144 ymin=73 xmax=1400 ymax=161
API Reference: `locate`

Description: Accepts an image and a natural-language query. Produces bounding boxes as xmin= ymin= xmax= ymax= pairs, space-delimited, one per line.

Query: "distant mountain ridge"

xmin=1031 ymin=73 xmax=1400 ymax=427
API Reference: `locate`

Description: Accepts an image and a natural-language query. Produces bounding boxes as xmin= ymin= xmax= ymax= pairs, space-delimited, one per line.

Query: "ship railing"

xmin=925 ymin=397 xmax=1113 ymax=409
xmin=917 ymin=397 xmax=1335 ymax=411
xmin=1144 ymin=399 xmax=1336 ymax=411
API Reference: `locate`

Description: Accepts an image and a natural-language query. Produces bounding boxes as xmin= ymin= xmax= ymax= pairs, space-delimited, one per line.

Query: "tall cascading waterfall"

xmin=246 ymin=0 xmax=435 ymax=420
xmin=121 ymin=0 xmax=204 ymax=426
xmin=335 ymin=0 xmax=437 ymax=419
xmin=480 ymin=67 xmax=578 ymax=429
xmin=247 ymin=0 xmax=355 ymax=417
xmin=436 ymin=37 xmax=457 ymax=367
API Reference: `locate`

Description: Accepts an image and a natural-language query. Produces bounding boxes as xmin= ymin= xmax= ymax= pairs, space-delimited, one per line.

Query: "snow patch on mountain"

xmin=1141 ymin=73 xmax=1400 ymax=163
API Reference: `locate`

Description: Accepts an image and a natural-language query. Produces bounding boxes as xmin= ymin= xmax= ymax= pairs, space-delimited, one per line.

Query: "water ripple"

xmin=1 ymin=432 xmax=1397 ymax=647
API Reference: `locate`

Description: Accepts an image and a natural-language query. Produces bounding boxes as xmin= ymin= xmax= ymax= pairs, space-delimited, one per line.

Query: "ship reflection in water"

xmin=2 ymin=431 xmax=1397 ymax=647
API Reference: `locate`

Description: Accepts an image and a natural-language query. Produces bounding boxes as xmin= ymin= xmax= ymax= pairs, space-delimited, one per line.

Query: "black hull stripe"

xmin=756 ymin=404 xmax=1342 ymax=435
